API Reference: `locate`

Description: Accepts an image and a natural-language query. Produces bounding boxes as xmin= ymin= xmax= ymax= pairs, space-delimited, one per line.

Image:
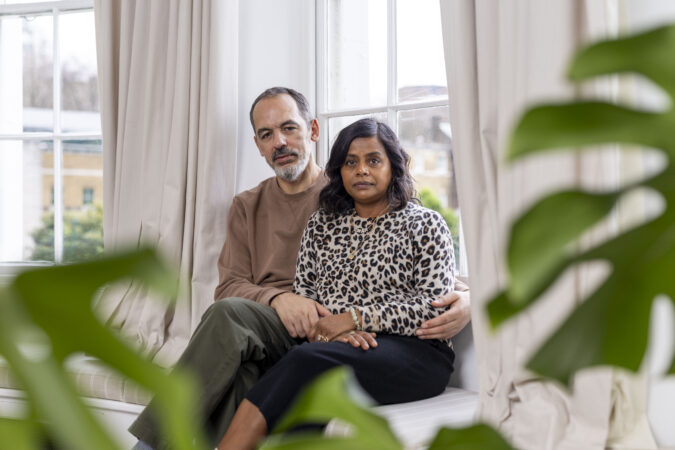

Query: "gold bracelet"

xmin=349 ymin=307 xmax=362 ymax=331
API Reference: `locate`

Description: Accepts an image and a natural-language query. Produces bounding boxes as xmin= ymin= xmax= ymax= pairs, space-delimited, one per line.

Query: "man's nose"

xmin=273 ymin=130 xmax=287 ymax=148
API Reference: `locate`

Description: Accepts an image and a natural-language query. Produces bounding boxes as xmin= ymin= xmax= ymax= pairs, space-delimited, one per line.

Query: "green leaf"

xmin=0 ymin=418 xmax=42 ymax=450
xmin=569 ymin=24 xmax=675 ymax=98
xmin=506 ymin=190 xmax=618 ymax=303
xmin=0 ymin=249 xmax=208 ymax=450
xmin=509 ymin=102 xmax=673 ymax=161
xmin=260 ymin=367 xmax=402 ymax=450
xmin=427 ymin=424 xmax=515 ymax=450
xmin=488 ymin=22 xmax=675 ymax=385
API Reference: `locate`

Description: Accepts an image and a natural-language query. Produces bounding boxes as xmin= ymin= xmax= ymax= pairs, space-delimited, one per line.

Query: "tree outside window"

xmin=0 ymin=2 xmax=103 ymax=264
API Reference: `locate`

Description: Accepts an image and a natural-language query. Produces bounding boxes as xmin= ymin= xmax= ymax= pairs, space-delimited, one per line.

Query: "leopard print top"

xmin=293 ymin=202 xmax=455 ymax=343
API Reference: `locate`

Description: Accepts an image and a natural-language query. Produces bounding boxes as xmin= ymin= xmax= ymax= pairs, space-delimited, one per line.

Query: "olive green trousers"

xmin=128 ymin=297 xmax=295 ymax=449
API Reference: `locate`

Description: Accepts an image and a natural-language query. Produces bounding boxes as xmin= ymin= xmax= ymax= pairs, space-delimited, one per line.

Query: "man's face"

xmin=252 ymin=94 xmax=319 ymax=182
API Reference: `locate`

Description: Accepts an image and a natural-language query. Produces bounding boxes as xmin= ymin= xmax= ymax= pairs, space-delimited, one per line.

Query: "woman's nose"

xmin=356 ymin=164 xmax=369 ymax=175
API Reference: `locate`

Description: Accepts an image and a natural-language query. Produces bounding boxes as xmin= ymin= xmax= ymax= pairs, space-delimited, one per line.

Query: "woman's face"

xmin=340 ymin=136 xmax=392 ymax=212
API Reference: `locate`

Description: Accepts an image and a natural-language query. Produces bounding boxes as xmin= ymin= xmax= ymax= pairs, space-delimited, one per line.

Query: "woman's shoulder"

xmin=396 ymin=202 xmax=445 ymax=226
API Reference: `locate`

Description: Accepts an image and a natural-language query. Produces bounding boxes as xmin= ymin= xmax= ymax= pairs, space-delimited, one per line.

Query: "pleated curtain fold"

xmin=439 ymin=0 xmax=655 ymax=448
xmin=93 ymin=0 xmax=239 ymax=366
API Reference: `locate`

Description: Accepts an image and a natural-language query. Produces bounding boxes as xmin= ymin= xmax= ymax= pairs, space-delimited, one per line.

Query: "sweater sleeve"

xmin=214 ymin=197 xmax=286 ymax=304
xmin=355 ymin=210 xmax=456 ymax=335
xmin=292 ymin=213 xmax=319 ymax=301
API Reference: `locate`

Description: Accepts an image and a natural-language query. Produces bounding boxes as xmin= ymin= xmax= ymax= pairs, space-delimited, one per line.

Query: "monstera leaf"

xmin=0 ymin=249 xmax=207 ymax=449
xmin=488 ymin=25 xmax=675 ymax=384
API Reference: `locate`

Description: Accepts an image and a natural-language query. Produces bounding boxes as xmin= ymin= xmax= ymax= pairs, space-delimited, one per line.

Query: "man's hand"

xmin=270 ymin=293 xmax=331 ymax=338
xmin=308 ymin=313 xmax=355 ymax=343
xmin=333 ymin=330 xmax=378 ymax=350
xmin=416 ymin=290 xmax=471 ymax=340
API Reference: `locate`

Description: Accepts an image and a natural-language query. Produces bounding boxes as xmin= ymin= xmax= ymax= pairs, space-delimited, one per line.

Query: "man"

xmin=130 ymin=87 xmax=470 ymax=449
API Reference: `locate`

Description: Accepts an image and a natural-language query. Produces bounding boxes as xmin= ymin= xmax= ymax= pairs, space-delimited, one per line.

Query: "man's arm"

xmin=416 ymin=278 xmax=471 ymax=340
xmin=214 ymin=197 xmax=285 ymax=304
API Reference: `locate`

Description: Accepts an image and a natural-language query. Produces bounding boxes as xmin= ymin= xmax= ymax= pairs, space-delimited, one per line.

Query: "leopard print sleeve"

xmin=292 ymin=211 xmax=321 ymax=302
xmin=355 ymin=208 xmax=455 ymax=336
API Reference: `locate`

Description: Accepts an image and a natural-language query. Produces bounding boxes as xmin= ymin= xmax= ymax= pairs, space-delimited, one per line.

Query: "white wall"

xmin=236 ymin=0 xmax=316 ymax=193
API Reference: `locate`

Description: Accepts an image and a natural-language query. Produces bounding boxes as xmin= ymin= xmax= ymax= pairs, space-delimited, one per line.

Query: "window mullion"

xmin=387 ymin=0 xmax=397 ymax=131
xmin=315 ymin=0 xmax=328 ymax=165
xmin=52 ymin=8 xmax=63 ymax=263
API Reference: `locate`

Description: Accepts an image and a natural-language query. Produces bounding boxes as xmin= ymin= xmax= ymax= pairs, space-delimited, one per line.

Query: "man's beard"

xmin=269 ymin=147 xmax=310 ymax=182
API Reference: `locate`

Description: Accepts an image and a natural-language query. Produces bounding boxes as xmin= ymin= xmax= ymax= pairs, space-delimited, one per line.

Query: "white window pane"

xmin=398 ymin=107 xmax=460 ymax=259
xmin=327 ymin=113 xmax=388 ymax=151
xmin=60 ymin=10 xmax=100 ymax=133
xmin=396 ymin=0 xmax=448 ymax=103
xmin=0 ymin=0 xmax=54 ymax=4
xmin=327 ymin=0 xmax=387 ymax=110
xmin=0 ymin=140 xmax=55 ymax=262
xmin=0 ymin=14 xmax=54 ymax=134
xmin=62 ymin=139 xmax=103 ymax=263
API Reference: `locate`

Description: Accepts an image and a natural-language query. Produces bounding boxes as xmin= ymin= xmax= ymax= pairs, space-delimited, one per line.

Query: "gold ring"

xmin=317 ymin=335 xmax=329 ymax=342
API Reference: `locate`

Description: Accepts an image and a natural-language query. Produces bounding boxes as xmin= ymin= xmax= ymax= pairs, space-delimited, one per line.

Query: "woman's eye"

xmin=369 ymin=158 xmax=380 ymax=165
xmin=344 ymin=160 xmax=356 ymax=167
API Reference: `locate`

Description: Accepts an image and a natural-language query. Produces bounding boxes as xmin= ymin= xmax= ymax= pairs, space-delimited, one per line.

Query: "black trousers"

xmin=245 ymin=335 xmax=455 ymax=430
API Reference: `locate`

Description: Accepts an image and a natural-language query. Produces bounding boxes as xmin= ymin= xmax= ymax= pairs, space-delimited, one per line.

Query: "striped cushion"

xmin=0 ymin=354 xmax=151 ymax=405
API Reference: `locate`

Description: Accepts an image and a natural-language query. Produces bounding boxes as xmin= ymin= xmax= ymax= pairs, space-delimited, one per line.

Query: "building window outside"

xmin=0 ymin=0 xmax=103 ymax=264
xmin=317 ymin=0 xmax=466 ymax=274
xmin=82 ymin=187 xmax=93 ymax=205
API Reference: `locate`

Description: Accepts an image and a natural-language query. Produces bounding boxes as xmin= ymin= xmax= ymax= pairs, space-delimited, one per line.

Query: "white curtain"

xmin=440 ymin=1 xmax=655 ymax=448
xmin=93 ymin=0 xmax=239 ymax=366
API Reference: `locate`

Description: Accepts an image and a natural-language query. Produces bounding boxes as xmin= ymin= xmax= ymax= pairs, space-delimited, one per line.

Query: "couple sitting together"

xmin=130 ymin=87 xmax=471 ymax=450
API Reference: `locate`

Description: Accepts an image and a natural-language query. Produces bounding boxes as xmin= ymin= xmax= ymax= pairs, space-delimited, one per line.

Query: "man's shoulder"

xmin=233 ymin=177 xmax=278 ymax=204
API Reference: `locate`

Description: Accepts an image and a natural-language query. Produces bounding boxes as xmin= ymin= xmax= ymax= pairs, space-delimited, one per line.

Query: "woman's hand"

xmin=333 ymin=330 xmax=378 ymax=350
xmin=309 ymin=312 xmax=355 ymax=342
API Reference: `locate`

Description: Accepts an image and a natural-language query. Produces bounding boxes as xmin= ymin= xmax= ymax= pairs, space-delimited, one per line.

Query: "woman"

xmin=219 ymin=118 xmax=456 ymax=449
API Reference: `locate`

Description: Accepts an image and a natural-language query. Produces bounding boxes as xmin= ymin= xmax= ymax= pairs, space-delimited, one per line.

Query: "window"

xmin=317 ymin=0 xmax=466 ymax=274
xmin=0 ymin=0 xmax=102 ymax=264
xmin=82 ymin=187 xmax=93 ymax=205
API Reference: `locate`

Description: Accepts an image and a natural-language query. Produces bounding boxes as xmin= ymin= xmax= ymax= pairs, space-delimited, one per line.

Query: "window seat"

xmin=0 ymin=323 xmax=478 ymax=448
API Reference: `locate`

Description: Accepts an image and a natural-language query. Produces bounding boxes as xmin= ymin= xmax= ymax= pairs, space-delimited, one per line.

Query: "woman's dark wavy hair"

xmin=319 ymin=118 xmax=416 ymax=215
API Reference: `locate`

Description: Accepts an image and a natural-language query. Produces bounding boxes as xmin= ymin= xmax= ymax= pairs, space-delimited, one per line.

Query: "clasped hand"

xmin=309 ymin=313 xmax=378 ymax=351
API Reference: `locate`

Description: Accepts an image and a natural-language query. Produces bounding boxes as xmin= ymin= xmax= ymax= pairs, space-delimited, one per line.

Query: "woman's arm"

xmin=355 ymin=210 xmax=456 ymax=336
xmin=292 ymin=212 xmax=320 ymax=302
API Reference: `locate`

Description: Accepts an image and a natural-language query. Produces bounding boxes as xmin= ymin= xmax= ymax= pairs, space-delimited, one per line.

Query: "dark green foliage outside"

xmin=30 ymin=205 xmax=104 ymax=263
xmin=419 ymin=188 xmax=460 ymax=258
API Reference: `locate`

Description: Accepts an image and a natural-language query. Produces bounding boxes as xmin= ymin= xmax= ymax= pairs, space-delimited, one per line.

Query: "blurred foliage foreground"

xmin=0 ymin=249 xmax=206 ymax=450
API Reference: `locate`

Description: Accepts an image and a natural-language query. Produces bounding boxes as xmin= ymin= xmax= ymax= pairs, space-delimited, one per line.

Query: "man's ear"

xmin=309 ymin=119 xmax=320 ymax=142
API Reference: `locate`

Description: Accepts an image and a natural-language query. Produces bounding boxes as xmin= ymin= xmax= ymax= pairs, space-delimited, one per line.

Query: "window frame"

xmin=315 ymin=0 xmax=467 ymax=275
xmin=315 ymin=0 xmax=450 ymax=164
xmin=0 ymin=0 xmax=99 ymax=265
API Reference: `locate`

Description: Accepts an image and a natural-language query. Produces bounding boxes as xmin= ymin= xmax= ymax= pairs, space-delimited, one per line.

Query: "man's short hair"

xmin=249 ymin=87 xmax=314 ymax=131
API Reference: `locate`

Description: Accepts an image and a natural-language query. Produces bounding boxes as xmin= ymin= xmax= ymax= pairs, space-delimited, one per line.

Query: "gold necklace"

xmin=347 ymin=206 xmax=389 ymax=260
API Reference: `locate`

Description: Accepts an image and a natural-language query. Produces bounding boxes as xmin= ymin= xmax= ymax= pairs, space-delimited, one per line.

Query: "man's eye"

xmin=283 ymin=126 xmax=296 ymax=132
xmin=260 ymin=133 xmax=270 ymax=140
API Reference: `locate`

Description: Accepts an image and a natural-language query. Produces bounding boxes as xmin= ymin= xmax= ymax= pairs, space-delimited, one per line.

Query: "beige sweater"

xmin=214 ymin=174 xmax=328 ymax=304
